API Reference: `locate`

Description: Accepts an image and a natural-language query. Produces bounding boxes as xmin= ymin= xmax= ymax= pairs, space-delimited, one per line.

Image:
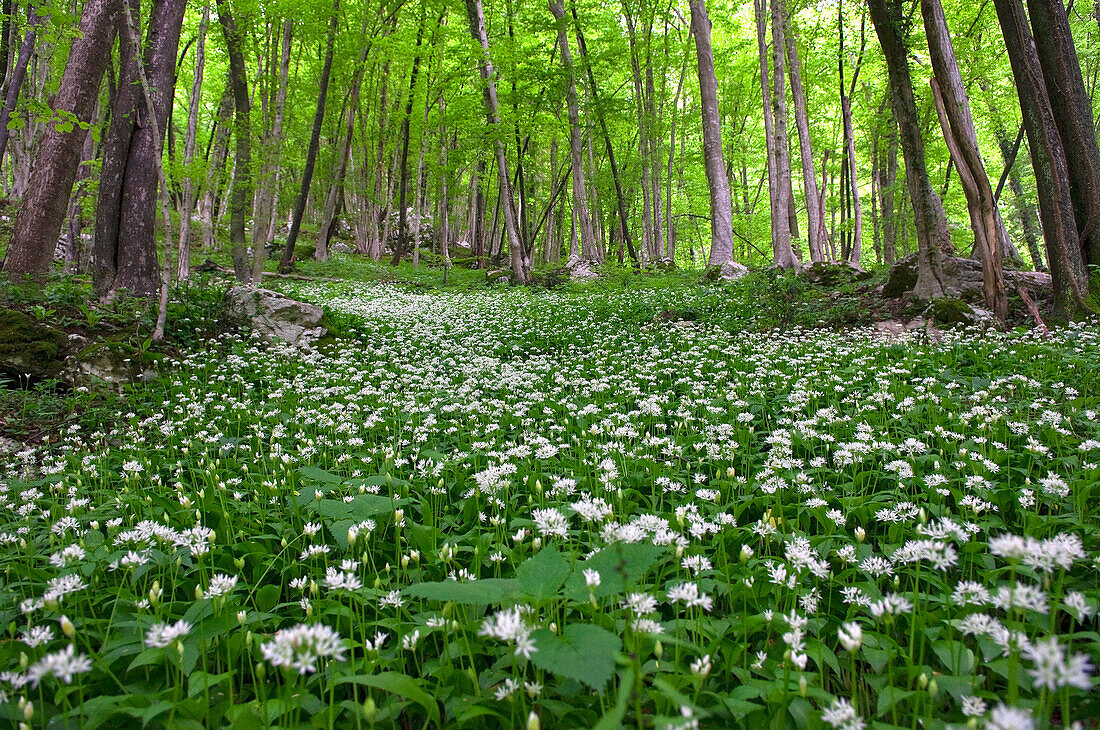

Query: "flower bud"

xmin=237 ymin=610 xmax=247 ymax=625
xmin=527 ymin=711 xmax=541 ymax=730
xmin=855 ymin=527 xmax=866 ymax=543
xmin=22 ymin=700 xmax=33 ymax=721
xmin=60 ymin=615 xmax=76 ymax=639
xmin=798 ymin=676 xmax=807 ymax=696
xmin=362 ymin=698 xmax=377 ymax=722
xmin=654 ymin=641 xmax=663 ymax=659
xmin=233 ymin=557 xmax=246 ymax=570
xmin=18 ymin=652 xmax=27 ymax=669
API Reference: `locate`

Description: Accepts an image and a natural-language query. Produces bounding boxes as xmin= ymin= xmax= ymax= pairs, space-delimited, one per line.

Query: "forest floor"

xmin=0 ymin=259 xmax=1097 ymax=728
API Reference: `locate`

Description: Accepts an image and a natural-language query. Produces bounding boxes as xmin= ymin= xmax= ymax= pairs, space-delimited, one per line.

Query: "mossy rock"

xmin=0 ymin=308 xmax=68 ymax=383
xmin=924 ymin=297 xmax=994 ymax=327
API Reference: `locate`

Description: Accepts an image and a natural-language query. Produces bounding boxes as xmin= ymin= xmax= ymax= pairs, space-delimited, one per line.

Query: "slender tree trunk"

xmin=392 ymin=8 xmax=427 ymax=267
xmin=280 ymin=0 xmax=338 ymax=273
xmin=769 ymin=0 xmax=798 ymax=268
xmin=922 ymin=0 xmax=1007 ymax=321
xmin=549 ymin=0 xmax=597 ymax=262
xmin=868 ymin=0 xmax=950 ymax=299
xmin=0 ymin=2 xmax=44 ymax=173
xmin=2 ymin=0 xmax=119 ymax=280
xmin=690 ymin=0 xmax=735 ymax=267
xmin=880 ymin=115 xmax=899 ymax=265
xmin=784 ymin=9 xmax=824 ymax=262
xmin=201 ymin=87 xmax=233 ymax=251
xmin=623 ymin=0 xmax=654 ymax=260
xmin=177 ymin=2 xmax=210 ymax=282
xmin=466 ymin=0 xmax=530 ymax=282
xmin=993 ymin=0 xmax=1090 ymax=316
xmin=251 ymin=19 xmax=291 ymax=283
xmin=217 ymin=0 xmax=252 ymax=282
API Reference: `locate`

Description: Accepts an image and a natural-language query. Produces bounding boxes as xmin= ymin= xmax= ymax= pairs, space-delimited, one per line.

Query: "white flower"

xmin=584 ymin=569 xmax=601 ymax=588
xmin=206 ymin=573 xmax=239 ymax=599
xmin=837 ymin=622 xmax=862 ymax=652
xmin=1023 ymin=635 xmax=1093 ymax=691
xmin=987 ymin=703 xmax=1034 ymax=730
xmin=261 ymin=623 xmax=346 ymax=674
xmin=145 ymin=620 xmax=192 ymax=649
xmin=531 ymin=508 xmax=569 ymax=538
xmin=821 ymin=697 xmax=863 ymax=729
xmin=26 ymin=644 xmax=92 ymax=686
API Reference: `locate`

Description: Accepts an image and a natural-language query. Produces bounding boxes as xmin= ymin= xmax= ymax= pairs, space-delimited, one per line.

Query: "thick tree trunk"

xmin=177 ymin=2 xmax=210 ymax=282
xmin=466 ymin=0 xmax=530 ymax=283
xmin=549 ymin=0 xmax=597 ymax=262
xmin=690 ymin=0 xmax=735 ymax=266
xmin=2 ymin=0 xmax=119 ymax=280
xmin=216 ymin=0 xmax=252 ymax=282
xmin=1026 ymin=0 xmax=1100 ymax=268
xmin=868 ymin=0 xmax=950 ymax=300
xmin=922 ymin=0 xmax=1007 ymax=321
xmin=281 ymin=0 xmax=338 ymax=273
xmin=769 ymin=0 xmax=798 ymax=268
xmin=784 ymin=10 xmax=824 ymax=262
xmin=251 ymin=19 xmax=292 ymax=282
xmin=994 ymin=0 xmax=1090 ymax=316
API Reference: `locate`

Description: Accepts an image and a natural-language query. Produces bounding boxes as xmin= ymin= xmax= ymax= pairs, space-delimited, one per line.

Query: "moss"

xmin=0 ymin=308 xmax=68 ymax=381
xmin=926 ymin=297 xmax=972 ymax=326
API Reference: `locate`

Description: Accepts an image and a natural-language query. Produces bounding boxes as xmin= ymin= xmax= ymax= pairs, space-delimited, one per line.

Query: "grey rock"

xmin=703 ymin=261 xmax=750 ymax=282
xmin=802 ymin=260 xmax=872 ymax=287
xmin=330 ymin=243 xmax=354 ymax=255
xmin=224 ymin=286 xmax=328 ymax=348
xmin=884 ymin=252 xmax=1053 ymax=301
xmin=564 ymin=255 xmax=599 ymax=280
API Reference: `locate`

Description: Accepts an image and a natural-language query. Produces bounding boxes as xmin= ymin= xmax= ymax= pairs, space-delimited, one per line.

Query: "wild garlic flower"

xmin=261 ymin=623 xmax=346 ymax=674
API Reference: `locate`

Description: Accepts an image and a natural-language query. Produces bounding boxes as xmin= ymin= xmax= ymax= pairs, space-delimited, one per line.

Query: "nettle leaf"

xmin=403 ymin=578 xmax=518 ymax=605
xmin=516 ymin=546 xmax=571 ymax=599
xmin=530 ymin=623 xmax=622 ymax=689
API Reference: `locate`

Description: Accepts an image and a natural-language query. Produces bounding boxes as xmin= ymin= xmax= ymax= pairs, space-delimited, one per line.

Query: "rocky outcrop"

xmin=801 ymin=260 xmax=873 ymax=287
xmin=224 ymin=287 xmax=328 ymax=348
xmin=564 ymin=255 xmax=599 ymax=280
xmin=0 ymin=309 xmax=68 ymax=384
xmin=703 ymin=261 xmax=750 ymax=282
xmin=883 ymin=252 xmax=1052 ymax=300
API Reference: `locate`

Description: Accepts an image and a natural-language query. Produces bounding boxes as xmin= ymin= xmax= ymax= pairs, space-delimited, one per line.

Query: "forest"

xmin=0 ymin=0 xmax=1099 ymax=728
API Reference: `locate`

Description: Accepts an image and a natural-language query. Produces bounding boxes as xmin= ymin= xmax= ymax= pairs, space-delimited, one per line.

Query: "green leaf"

xmin=299 ymin=466 xmax=344 ymax=484
xmin=932 ymin=639 xmax=975 ymax=675
xmin=567 ymin=542 xmax=665 ymax=599
xmin=336 ymin=672 xmax=440 ymax=724
xmin=254 ymin=583 xmax=281 ymax=613
xmin=530 ymin=623 xmax=622 ymax=689
xmin=593 ymin=668 xmax=635 ymax=730
xmin=516 ymin=547 xmax=571 ymax=599
xmin=402 ymin=578 xmax=518 ymax=604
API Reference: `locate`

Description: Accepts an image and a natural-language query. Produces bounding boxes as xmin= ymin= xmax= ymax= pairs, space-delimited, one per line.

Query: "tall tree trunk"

xmin=280 ymin=0 xmax=338 ymax=273
xmin=216 ymin=0 xmax=252 ymax=282
xmin=177 ymin=2 xmax=210 ymax=282
xmin=251 ymin=19 xmax=291 ymax=283
xmin=868 ymin=0 xmax=950 ymax=299
xmin=880 ymin=114 xmax=899 ymax=266
xmin=784 ymin=8 xmax=824 ymax=262
xmin=769 ymin=0 xmax=798 ymax=268
xmin=549 ymin=0 xmax=597 ymax=262
xmin=201 ymin=86 xmax=233 ymax=251
xmin=839 ymin=1 xmax=865 ymax=267
xmin=623 ymin=0 xmax=654 ymax=261
xmin=1027 ymin=0 xmax=1100 ymax=268
xmin=318 ymin=10 xmax=371 ymax=261
xmin=466 ymin=0 xmax=530 ymax=283
xmin=92 ymin=0 xmax=186 ymax=298
xmin=392 ymin=7 xmax=427 ymax=267
xmin=922 ymin=0 xmax=1007 ymax=321
xmin=572 ymin=5 xmax=637 ymax=264
xmin=0 ymin=1 xmax=44 ymax=173
xmin=2 ymin=0 xmax=119 ymax=280
xmin=993 ymin=0 xmax=1090 ymax=316
xmin=690 ymin=0 xmax=735 ymax=267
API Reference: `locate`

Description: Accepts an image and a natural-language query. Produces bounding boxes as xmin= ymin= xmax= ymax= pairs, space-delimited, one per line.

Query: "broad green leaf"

xmin=337 ymin=672 xmax=441 ymax=724
xmin=254 ymin=583 xmax=281 ymax=613
xmin=299 ymin=466 xmax=344 ymax=484
xmin=530 ymin=623 xmax=622 ymax=689
xmin=516 ymin=546 xmax=571 ymax=599
xmin=402 ymin=578 xmax=518 ymax=604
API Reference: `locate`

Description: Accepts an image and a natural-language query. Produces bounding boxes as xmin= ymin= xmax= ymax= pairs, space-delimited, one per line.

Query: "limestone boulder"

xmin=224 ymin=286 xmax=328 ymax=347
xmin=703 ymin=261 xmax=750 ymax=282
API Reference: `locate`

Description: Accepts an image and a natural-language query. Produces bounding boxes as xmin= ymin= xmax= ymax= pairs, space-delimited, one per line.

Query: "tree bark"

xmin=2 ymin=0 xmax=119 ymax=280
xmin=466 ymin=0 xmax=530 ymax=283
xmin=216 ymin=0 xmax=252 ymax=282
xmin=784 ymin=8 xmax=824 ymax=262
xmin=690 ymin=0 xmax=735 ymax=267
xmin=281 ymin=0 xmax=339 ymax=273
xmin=993 ymin=0 xmax=1090 ymax=316
xmin=922 ymin=0 xmax=1007 ymax=321
xmin=251 ymin=19 xmax=292 ymax=282
xmin=1026 ymin=0 xmax=1100 ymax=268
xmin=0 ymin=1 xmax=44 ymax=173
xmin=391 ymin=7 xmax=427 ymax=267
xmin=549 ymin=0 xmax=598 ymax=262
xmin=768 ymin=0 xmax=798 ymax=268
xmin=177 ymin=2 xmax=210 ymax=282
xmin=867 ymin=0 xmax=950 ymax=300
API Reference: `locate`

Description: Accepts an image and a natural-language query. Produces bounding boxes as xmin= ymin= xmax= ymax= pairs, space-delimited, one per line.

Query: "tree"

xmin=767 ymin=0 xmax=798 ymax=269
xmin=689 ymin=0 xmax=735 ymax=268
xmin=216 ymin=0 xmax=252 ymax=282
xmin=466 ymin=0 xmax=530 ymax=282
xmin=549 ymin=0 xmax=597 ymax=262
xmin=783 ymin=7 xmax=824 ymax=262
xmin=0 ymin=0 xmax=45 ymax=173
xmin=868 ymin=0 xmax=950 ymax=300
xmin=281 ymin=0 xmax=340 ymax=273
xmin=93 ymin=0 xmax=187 ymax=298
xmin=2 ymin=0 xmax=120 ymax=280
xmin=921 ymin=0 xmax=1007 ymax=321
xmin=993 ymin=0 xmax=1091 ymax=316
